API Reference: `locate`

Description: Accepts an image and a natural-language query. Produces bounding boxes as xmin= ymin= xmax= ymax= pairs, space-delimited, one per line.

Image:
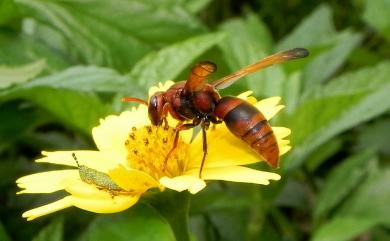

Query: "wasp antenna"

xmin=121 ymin=97 xmax=148 ymax=106
xmin=72 ymin=152 xmax=80 ymax=167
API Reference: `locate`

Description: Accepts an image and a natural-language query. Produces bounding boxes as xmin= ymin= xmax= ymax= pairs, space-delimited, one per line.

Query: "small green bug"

xmin=72 ymin=153 xmax=126 ymax=195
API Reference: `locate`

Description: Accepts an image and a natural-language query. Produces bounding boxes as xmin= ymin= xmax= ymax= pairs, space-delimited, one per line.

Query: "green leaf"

xmin=182 ymin=0 xmax=212 ymax=13
xmin=313 ymin=150 xmax=376 ymax=220
xmin=276 ymin=4 xmax=336 ymax=50
xmin=356 ymin=119 xmax=390 ymax=155
xmin=15 ymin=0 xmax=152 ymax=72
xmin=191 ymin=188 xmax=252 ymax=214
xmin=24 ymin=66 xmax=134 ymax=93
xmin=218 ymin=13 xmax=285 ymax=97
xmin=0 ymin=60 xmax=45 ymax=89
xmin=282 ymin=71 xmax=301 ymax=113
xmin=337 ymin=168 xmax=390 ymax=224
xmin=313 ymin=169 xmax=390 ymax=241
xmin=0 ymin=0 xmax=19 ymax=24
xmin=311 ymin=217 xmax=377 ymax=241
xmin=0 ymin=34 xmax=70 ymax=72
xmin=305 ymin=138 xmax=343 ymax=172
xmin=302 ymin=31 xmax=363 ymax=90
xmin=0 ymin=87 xmax=111 ymax=134
xmin=79 ymin=204 xmax=175 ymax=241
xmin=0 ymin=101 xmax=40 ymax=142
xmin=363 ymin=0 xmax=390 ymax=40
xmin=32 ymin=217 xmax=63 ymax=241
xmin=59 ymin=0 xmax=206 ymax=45
xmin=208 ymin=210 xmax=249 ymax=241
xmin=0 ymin=220 xmax=11 ymax=241
xmin=15 ymin=0 xmax=208 ymax=72
xmin=284 ymin=62 xmax=390 ymax=170
xmin=128 ymin=32 xmax=226 ymax=92
xmin=302 ymin=61 xmax=390 ymax=100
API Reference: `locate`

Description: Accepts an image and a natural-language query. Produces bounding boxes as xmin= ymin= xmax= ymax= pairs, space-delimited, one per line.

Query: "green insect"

xmin=72 ymin=153 xmax=125 ymax=194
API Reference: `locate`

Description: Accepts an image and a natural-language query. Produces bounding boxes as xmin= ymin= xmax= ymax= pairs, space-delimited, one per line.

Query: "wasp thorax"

xmin=124 ymin=125 xmax=189 ymax=179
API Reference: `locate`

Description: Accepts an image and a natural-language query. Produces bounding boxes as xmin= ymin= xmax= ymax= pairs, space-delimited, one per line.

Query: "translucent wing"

xmin=212 ymin=48 xmax=309 ymax=89
xmin=184 ymin=61 xmax=217 ymax=92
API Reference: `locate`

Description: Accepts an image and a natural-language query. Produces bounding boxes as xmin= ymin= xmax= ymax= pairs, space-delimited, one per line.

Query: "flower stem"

xmin=149 ymin=191 xmax=191 ymax=241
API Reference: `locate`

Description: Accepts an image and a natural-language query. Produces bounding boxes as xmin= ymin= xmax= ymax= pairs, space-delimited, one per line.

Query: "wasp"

xmin=123 ymin=48 xmax=309 ymax=177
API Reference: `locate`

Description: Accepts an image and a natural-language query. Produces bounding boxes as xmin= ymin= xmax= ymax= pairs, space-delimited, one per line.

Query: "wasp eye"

xmin=148 ymin=95 xmax=163 ymax=125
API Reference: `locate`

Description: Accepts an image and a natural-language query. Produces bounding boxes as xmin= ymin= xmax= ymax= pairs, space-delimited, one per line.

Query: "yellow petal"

xmin=278 ymin=139 xmax=290 ymax=146
xmin=190 ymin=166 xmax=281 ymax=185
xmin=280 ymin=145 xmax=291 ymax=155
xmin=108 ymin=165 xmax=161 ymax=193
xmin=254 ymin=96 xmax=284 ymax=120
xmin=69 ymin=194 xmax=139 ymax=213
xmin=237 ymin=91 xmax=253 ymax=99
xmin=16 ymin=170 xmax=78 ymax=194
xmin=188 ymin=124 xmax=261 ymax=169
xmin=22 ymin=197 xmax=72 ymax=221
xmin=256 ymin=96 xmax=281 ymax=110
xmin=64 ymin=179 xmax=114 ymax=199
xmin=159 ymin=175 xmax=206 ymax=194
xmin=273 ymin=127 xmax=291 ymax=139
xmin=258 ymin=105 xmax=284 ymax=120
xmin=92 ymin=107 xmax=150 ymax=156
xmin=148 ymin=81 xmax=175 ymax=97
xmin=37 ymin=151 xmax=124 ymax=172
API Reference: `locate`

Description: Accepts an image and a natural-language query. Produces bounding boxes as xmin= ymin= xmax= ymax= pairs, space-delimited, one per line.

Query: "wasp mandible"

xmin=123 ymin=48 xmax=309 ymax=177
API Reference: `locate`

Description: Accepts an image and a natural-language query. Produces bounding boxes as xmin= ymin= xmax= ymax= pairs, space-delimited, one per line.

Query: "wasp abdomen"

xmin=214 ymin=96 xmax=279 ymax=168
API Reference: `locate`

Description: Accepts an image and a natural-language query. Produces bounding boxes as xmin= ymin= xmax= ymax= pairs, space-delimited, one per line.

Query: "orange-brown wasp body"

xmin=123 ymin=48 xmax=309 ymax=177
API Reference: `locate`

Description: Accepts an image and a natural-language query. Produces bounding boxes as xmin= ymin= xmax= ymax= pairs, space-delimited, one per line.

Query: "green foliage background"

xmin=0 ymin=0 xmax=389 ymax=240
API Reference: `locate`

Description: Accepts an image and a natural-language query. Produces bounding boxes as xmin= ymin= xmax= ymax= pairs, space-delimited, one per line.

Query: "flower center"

xmin=124 ymin=125 xmax=189 ymax=179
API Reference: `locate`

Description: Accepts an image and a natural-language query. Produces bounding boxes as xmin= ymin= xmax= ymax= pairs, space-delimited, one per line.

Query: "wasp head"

xmin=148 ymin=92 xmax=165 ymax=126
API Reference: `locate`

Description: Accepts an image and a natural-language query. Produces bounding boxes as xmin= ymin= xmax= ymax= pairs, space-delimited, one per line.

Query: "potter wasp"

xmin=123 ymin=48 xmax=309 ymax=177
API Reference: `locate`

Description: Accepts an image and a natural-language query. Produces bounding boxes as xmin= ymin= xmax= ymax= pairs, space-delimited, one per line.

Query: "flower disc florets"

xmin=125 ymin=125 xmax=189 ymax=179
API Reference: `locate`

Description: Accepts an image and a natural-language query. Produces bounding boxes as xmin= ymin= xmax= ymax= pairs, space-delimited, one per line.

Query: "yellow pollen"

xmin=124 ymin=125 xmax=189 ymax=179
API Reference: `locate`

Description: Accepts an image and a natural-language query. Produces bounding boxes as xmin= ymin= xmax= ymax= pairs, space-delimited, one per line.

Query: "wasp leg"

xmin=161 ymin=102 xmax=173 ymax=129
xmin=199 ymin=122 xmax=211 ymax=178
xmin=163 ymin=120 xmax=200 ymax=173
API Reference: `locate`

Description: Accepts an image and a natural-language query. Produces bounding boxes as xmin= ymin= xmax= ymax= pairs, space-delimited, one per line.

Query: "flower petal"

xmin=37 ymin=151 xmax=125 ymax=172
xmin=237 ymin=91 xmax=253 ymax=99
xmin=254 ymin=96 xmax=284 ymax=120
xmin=159 ymin=175 xmax=206 ymax=194
xmin=189 ymin=166 xmax=281 ymax=185
xmin=108 ymin=165 xmax=161 ymax=193
xmin=188 ymin=124 xmax=261 ymax=169
xmin=92 ymin=107 xmax=150 ymax=155
xmin=64 ymin=179 xmax=114 ymax=199
xmin=278 ymin=139 xmax=290 ymax=146
xmin=69 ymin=194 xmax=139 ymax=213
xmin=280 ymin=145 xmax=291 ymax=155
xmin=273 ymin=127 xmax=291 ymax=139
xmin=148 ymin=81 xmax=175 ymax=97
xmin=66 ymin=178 xmax=140 ymax=213
xmin=22 ymin=197 xmax=73 ymax=221
xmin=256 ymin=96 xmax=281 ymax=110
xmin=16 ymin=170 xmax=78 ymax=194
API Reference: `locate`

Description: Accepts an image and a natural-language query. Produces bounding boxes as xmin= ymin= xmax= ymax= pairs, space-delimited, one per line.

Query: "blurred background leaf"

xmin=32 ymin=217 xmax=63 ymax=241
xmin=0 ymin=60 xmax=45 ymax=89
xmin=79 ymin=204 xmax=175 ymax=241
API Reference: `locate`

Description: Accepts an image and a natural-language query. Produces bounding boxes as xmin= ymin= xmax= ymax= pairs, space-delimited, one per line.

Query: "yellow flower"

xmin=17 ymin=81 xmax=291 ymax=221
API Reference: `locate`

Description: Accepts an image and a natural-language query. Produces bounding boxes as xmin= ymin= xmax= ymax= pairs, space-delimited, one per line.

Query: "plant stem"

xmin=149 ymin=191 xmax=191 ymax=241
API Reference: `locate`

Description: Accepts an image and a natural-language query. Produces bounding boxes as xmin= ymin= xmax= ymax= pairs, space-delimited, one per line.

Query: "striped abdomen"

xmin=214 ymin=96 xmax=279 ymax=168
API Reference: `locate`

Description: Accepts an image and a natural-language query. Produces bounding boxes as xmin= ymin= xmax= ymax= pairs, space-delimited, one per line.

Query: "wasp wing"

xmin=184 ymin=61 xmax=217 ymax=92
xmin=212 ymin=48 xmax=309 ymax=90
